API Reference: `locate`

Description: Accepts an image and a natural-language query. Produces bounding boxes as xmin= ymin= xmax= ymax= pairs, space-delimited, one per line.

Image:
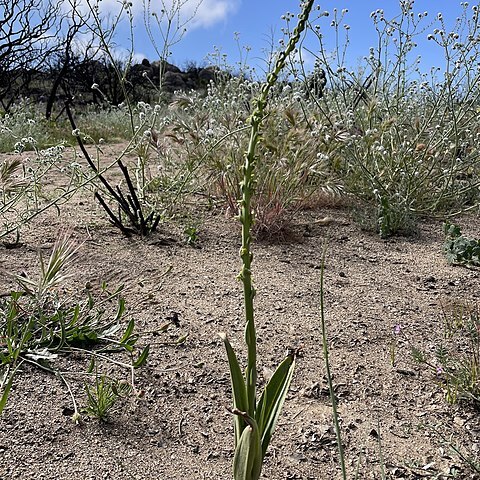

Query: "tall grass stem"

xmin=320 ymin=245 xmax=347 ymax=479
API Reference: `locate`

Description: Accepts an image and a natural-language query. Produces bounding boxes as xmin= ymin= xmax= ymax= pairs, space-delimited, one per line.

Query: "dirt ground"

xmin=0 ymin=146 xmax=479 ymax=480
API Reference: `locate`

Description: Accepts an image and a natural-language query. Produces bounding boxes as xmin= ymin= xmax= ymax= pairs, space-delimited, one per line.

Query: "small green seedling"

xmin=84 ymin=368 xmax=132 ymax=422
xmin=184 ymin=225 xmax=199 ymax=246
xmin=444 ymin=222 xmax=480 ymax=266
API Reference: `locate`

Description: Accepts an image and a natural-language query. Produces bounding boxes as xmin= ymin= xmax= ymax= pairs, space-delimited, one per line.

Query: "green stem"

xmin=239 ymin=0 xmax=314 ymax=418
xmin=320 ymin=245 xmax=347 ymax=480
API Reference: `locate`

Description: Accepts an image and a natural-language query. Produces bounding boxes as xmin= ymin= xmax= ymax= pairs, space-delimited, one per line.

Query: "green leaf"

xmin=87 ymin=356 xmax=96 ymax=374
xmin=233 ymin=417 xmax=262 ymax=480
xmin=444 ymin=222 xmax=461 ymax=238
xmin=115 ymin=297 xmax=126 ymax=322
xmin=0 ymin=372 xmax=15 ymax=415
xmin=158 ymin=322 xmax=170 ymax=332
xmin=87 ymin=291 xmax=94 ymax=309
xmin=220 ymin=332 xmax=248 ymax=445
xmin=52 ymin=311 xmax=66 ymax=352
xmin=176 ymin=334 xmax=188 ymax=344
xmin=85 ymin=330 xmax=98 ymax=341
xmin=119 ymin=318 xmax=135 ymax=345
xmin=255 ymin=353 xmax=295 ymax=457
xmin=443 ymin=223 xmax=480 ymax=266
xmin=133 ymin=345 xmax=150 ymax=368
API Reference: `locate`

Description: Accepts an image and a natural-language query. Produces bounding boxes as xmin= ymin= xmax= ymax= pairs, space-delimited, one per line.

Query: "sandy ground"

xmin=0 ymin=146 xmax=479 ymax=479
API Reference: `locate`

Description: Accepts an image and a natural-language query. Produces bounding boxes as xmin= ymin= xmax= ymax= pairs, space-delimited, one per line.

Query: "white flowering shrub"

xmin=0 ymin=138 xmax=67 ymax=239
xmin=302 ymin=1 xmax=480 ymax=236
xmin=0 ymin=101 xmax=131 ymax=239
xmin=0 ymin=100 xmax=131 ymax=153
xmin=146 ymin=76 xmax=342 ymax=235
xmin=4 ymin=1 xmax=480 ymax=239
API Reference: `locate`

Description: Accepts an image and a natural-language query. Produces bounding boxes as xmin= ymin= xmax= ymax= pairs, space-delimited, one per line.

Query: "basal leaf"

xmin=233 ymin=416 xmax=262 ymax=480
xmin=220 ymin=332 xmax=248 ymax=445
xmin=255 ymin=353 xmax=295 ymax=457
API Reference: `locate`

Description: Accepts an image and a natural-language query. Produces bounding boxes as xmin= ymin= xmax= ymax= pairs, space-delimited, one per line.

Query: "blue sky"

xmin=102 ymin=1 xmax=477 ymax=73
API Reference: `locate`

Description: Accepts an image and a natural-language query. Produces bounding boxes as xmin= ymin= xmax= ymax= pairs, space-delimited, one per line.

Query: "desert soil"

xmin=0 ymin=145 xmax=479 ymax=480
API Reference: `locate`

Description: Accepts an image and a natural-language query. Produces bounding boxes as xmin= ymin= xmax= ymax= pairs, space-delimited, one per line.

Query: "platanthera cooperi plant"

xmin=219 ymin=1 xmax=314 ymax=479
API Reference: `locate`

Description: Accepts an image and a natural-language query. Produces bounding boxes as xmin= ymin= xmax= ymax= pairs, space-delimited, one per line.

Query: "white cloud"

xmin=190 ymin=0 xmax=239 ymax=29
xmin=88 ymin=0 xmax=239 ymax=31
xmin=60 ymin=0 xmax=239 ymax=62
